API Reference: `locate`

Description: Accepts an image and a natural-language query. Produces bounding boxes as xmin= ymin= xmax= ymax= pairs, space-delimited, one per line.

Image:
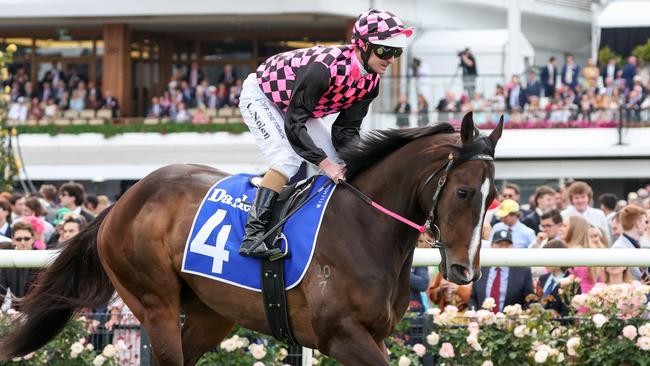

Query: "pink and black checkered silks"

xmin=256 ymin=45 xmax=380 ymax=118
xmin=351 ymin=9 xmax=413 ymax=46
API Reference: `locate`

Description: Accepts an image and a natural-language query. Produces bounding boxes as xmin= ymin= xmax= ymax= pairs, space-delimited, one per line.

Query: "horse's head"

xmin=426 ymin=112 xmax=503 ymax=285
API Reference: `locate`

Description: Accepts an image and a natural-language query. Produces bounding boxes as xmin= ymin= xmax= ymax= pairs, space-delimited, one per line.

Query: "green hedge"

xmin=14 ymin=122 xmax=249 ymax=138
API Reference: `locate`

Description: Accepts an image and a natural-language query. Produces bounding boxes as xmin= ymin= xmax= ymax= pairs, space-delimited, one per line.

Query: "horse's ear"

xmin=489 ymin=115 xmax=504 ymax=147
xmin=460 ymin=111 xmax=474 ymax=146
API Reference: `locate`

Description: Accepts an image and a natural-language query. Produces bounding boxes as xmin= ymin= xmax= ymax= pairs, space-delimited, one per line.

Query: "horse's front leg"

xmin=323 ymin=318 xmax=389 ymax=366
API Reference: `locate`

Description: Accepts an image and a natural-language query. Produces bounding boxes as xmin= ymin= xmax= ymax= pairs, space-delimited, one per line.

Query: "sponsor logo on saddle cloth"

xmin=181 ymin=174 xmax=335 ymax=291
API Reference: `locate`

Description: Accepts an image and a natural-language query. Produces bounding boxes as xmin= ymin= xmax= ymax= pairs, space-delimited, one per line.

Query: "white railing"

xmin=2 ymin=248 xmax=648 ymax=269
xmin=412 ymin=248 xmax=650 ymax=267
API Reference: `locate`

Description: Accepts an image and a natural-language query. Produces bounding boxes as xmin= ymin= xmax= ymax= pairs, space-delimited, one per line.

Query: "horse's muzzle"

xmin=447 ymin=263 xmax=474 ymax=285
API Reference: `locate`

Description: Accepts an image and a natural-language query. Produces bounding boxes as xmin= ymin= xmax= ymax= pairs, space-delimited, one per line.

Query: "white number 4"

xmin=189 ymin=209 xmax=231 ymax=274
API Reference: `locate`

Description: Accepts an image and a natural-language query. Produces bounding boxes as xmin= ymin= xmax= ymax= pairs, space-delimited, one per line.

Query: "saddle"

xmin=256 ymin=175 xmax=320 ymax=345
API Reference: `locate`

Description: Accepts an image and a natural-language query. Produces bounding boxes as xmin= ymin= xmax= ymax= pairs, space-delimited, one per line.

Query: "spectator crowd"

xmin=2 ymin=61 xmax=245 ymax=125
xmin=6 ymin=52 xmax=650 ymax=129
xmin=0 ymin=183 xmax=110 ymax=309
xmin=4 ymin=63 xmax=120 ymax=124
xmin=144 ymin=62 xmax=244 ymax=124
xmin=399 ymin=53 xmax=650 ymax=129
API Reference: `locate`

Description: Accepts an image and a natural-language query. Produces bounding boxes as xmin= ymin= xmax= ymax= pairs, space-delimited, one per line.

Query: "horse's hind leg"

xmin=181 ymin=294 xmax=235 ymax=366
xmin=324 ymin=319 xmax=389 ymax=366
xmin=102 ymin=240 xmax=185 ymax=365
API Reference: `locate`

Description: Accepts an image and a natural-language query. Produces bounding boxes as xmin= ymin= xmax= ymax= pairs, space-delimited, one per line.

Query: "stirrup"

xmin=239 ymin=240 xmax=282 ymax=258
xmin=268 ymin=233 xmax=290 ymax=262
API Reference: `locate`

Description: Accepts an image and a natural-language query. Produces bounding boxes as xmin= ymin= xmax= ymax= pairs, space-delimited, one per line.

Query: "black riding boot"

xmin=239 ymin=186 xmax=282 ymax=258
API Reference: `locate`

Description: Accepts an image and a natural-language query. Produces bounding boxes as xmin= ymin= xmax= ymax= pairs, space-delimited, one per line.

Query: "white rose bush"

xmin=0 ymin=310 xmax=119 ymax=366
xmin=422 ymin=281 xmax=650 ymax=365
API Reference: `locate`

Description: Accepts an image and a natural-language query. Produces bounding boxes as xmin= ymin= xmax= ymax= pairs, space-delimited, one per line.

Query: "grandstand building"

xmin=2 ymin=0 xmax=648 ymax=200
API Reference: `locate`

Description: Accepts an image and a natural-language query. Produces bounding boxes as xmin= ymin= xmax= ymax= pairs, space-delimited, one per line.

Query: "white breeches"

xmin=239 ymin=73 xmax=342 ymax=178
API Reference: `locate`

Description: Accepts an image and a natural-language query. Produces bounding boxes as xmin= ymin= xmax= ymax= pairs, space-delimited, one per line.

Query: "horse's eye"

xmin=457 ymin=189 xmax=468 ymax=199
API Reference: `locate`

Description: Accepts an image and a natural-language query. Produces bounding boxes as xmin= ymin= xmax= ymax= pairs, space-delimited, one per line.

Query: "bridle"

xmin=421 ymin=150 xmax=494 ymax=250
xmin=340 ymin=133 xmax=496 ymax=276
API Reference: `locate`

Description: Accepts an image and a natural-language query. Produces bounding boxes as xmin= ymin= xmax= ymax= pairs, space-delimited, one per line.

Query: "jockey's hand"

xmin=319 ymin=158 xmax=346 ymax=183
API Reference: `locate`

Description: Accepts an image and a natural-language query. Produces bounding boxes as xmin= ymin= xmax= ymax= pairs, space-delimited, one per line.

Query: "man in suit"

xmin=612 ymin=205 xmax=648 ymax=281
xmin=561 ymin=54 xmax=580 ymax=92
xmin=540 ymin=56 xmax=557 ymax=98
xmin=469 ymin=230 xmax=535 ymax=312
xmin=601 ymin=57 xmax=619 ymax=86
xmin=41 ymin=62 xmax=66 ymax=87
xmin=506 ymin=75 xmax=527 ymax=112
xmin=218 ymin=64 xmax=237 ymax=88
xmin=622 ymin=56 xmax=638 ymax=91
xmin=523 ymin=185 xmax=556 ymax=234
xmin=525 ymin=69 xmax=543 ymax=99
xmin=184 ymin=61 xmax=205 ymax=90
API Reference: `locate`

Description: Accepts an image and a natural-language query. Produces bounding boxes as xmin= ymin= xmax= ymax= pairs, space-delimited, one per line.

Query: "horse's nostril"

xmin=450 ymin=264 xmax=471 ymax=284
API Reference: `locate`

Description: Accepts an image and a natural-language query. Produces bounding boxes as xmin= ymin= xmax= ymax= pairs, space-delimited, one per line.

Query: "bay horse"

xmin=0 ymin=112 xmax=502 ymax=365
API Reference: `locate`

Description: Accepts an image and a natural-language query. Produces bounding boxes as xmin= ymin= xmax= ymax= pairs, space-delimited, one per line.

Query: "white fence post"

xmin=301 ymin=347 xmax=313 ymax=366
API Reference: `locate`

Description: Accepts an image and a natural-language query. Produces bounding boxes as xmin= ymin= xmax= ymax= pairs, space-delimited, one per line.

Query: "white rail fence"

xmin=2 ymin=248 xmax=649 ymax=269
xmin=2 ymin=248 xmax=649 ymax=366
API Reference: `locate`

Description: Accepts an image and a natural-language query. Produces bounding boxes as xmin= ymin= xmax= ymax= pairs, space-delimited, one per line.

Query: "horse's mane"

xmin=339 ymin=123 xmax=456 ymax=179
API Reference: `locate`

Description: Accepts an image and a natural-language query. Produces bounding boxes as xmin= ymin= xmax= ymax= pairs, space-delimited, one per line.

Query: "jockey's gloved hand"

xmin=319 ymin=158 xmax=347 ymax=184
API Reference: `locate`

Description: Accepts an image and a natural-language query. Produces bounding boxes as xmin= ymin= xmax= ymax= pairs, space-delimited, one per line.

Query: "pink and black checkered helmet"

xmin=351 ymin=9 xmax=414 ymax=48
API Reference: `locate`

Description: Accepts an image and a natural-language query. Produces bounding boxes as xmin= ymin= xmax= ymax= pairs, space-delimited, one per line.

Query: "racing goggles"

xmin=371 ymin=45 xmax=403 ymax=60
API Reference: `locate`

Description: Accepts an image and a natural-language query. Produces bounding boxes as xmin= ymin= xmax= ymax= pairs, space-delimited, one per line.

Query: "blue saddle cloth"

xmin=181 ymin=174 xmax=336 ymax=291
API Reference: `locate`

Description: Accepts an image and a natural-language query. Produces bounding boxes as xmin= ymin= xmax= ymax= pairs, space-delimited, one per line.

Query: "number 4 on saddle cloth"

xmin=181 ymin=174 xmax=336 ymax=291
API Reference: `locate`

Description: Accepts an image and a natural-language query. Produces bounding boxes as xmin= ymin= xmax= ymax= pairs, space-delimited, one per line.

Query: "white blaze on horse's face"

xmin=468 ymin=177 xmax=490 ymax=268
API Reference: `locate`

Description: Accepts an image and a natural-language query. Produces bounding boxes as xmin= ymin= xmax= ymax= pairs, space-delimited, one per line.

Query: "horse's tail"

xmin=0 ymin=206 xmax=115 ymax=359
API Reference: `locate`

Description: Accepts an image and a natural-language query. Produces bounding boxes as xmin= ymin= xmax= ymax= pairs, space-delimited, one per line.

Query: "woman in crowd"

xmin=27 ymin=97 xmax=44 ymax=121
xmin=604 ymin=266 xmax=633 ymax=285
xmin=18 ymin=197 xmax=55 ymax=245
xmin=174 ymin=102 xmax=190 ymax=123
xmin=105 ymin=296 xmax=141 ymax=365
xmin=588 ymin=224 xmax=610 ymax=248
xmin=191 ymin=105 xmax=210 ymax=124
xmin=43 ymin=98 xmax=59 ymax=121
xmin=564 ymin=216 xmax=605 ymax=293
xmin=69 ymin=89 xmax=86 ymax=112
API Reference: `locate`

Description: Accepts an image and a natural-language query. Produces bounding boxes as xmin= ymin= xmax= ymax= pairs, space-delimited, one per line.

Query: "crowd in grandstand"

xmin=145 ymin=62 xmax=243 ymax=123
xmin=408 ymin=180 xmax=650 ymax=317
xmin=6 ymin=52 xmax=650 ymax=128
xmin=4 ymin=63 xmax=120 ymax=123
xmin=2 ymin=61 xmax=244 ymax=124
xmin=403 ymin=54 xmax=650 ymax=128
